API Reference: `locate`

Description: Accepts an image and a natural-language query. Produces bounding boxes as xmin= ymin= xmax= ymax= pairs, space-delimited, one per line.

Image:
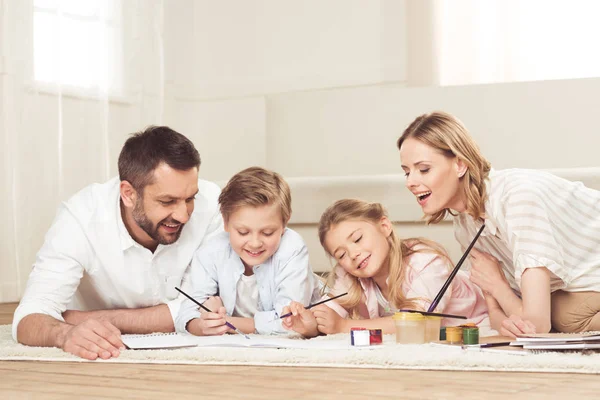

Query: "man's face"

xmin=132 ymin=163 xmax=199 ymax=246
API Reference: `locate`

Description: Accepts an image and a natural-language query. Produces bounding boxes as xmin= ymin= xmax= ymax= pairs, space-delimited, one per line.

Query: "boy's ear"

xmin=379 ymin=216 xmax=393 ymax=237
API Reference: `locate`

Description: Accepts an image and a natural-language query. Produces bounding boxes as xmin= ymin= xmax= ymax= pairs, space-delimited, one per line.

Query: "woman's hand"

xmin=469 ymin=248 xmax=510 ymax=296
xmin=500 ymin=314 xmax=537 ymax=337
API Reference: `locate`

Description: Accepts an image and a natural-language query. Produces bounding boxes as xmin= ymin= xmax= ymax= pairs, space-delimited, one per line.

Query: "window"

xmin=33 ymin=0 xmax=122 ymax=93
xmin=435 ymin=0 xmax=600 ymax=86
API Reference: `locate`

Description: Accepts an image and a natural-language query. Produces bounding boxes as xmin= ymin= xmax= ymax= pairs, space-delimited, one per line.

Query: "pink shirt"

xmin=325 ymin=248 xmax=489 ymax=327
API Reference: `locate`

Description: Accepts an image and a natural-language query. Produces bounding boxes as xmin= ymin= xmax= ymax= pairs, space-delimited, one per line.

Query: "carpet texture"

xmin=2 ymin=325 xmax=600 ymax=374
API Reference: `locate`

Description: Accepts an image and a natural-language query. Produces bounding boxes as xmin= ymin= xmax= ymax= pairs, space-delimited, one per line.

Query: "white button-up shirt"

xmin=175 ymin=228 xmax=322 ymax=335
xmin=12 ymin=176 xmax=223 ymax=341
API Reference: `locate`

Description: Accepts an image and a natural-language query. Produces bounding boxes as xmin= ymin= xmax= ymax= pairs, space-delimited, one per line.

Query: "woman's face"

xmin=399 ymin=137 xmax=467 ymax=215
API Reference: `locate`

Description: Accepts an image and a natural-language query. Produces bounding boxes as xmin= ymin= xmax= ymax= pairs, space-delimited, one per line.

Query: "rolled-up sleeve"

xmin=12 ymin=206 xmax=89 ymax=341
xmin=174 ymin=250 xmax=219 ymax=333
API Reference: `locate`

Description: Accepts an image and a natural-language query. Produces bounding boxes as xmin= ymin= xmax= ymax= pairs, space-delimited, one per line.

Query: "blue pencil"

xmin=175 ymin=287 xmax=250 ymax=339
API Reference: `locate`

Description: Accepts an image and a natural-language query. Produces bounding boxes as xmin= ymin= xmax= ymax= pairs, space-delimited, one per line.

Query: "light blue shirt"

xmin=175 ymin=228 xmax=322 ymax=335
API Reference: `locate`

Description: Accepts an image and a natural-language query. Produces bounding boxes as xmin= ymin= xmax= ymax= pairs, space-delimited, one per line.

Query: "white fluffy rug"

xmin=2 ymin=325 xmax=600 ymax=374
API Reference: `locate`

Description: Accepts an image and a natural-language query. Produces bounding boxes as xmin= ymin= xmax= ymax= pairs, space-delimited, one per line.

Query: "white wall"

xmin=2 ymin=0 xmax=600 ymax=300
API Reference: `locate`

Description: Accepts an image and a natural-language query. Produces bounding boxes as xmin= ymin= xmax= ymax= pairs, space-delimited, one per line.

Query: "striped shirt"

xmin=454 ymin=168 xmax=600 ymax=293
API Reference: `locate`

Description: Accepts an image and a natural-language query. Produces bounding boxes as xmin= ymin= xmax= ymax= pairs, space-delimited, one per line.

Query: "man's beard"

xmin=132 ymin=198 xmax=184 ymax=245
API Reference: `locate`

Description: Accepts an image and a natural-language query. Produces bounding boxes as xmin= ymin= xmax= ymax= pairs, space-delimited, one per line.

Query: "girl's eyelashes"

xmin=237 ymin=231 xmax=249 ymax=236
xmin=420 ymin=168 xmax=430 ymax=174
xmin=354 ymin=235 xmax=362 ymax=243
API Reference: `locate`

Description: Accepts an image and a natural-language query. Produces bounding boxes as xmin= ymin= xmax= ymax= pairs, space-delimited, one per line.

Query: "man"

xmin=13 ymin=126 xmax=223 ymax=360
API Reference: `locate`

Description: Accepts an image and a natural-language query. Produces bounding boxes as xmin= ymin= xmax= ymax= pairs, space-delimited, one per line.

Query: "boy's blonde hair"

xmin=318 ymin=199 xmax=451 ymax=318
xmin=397 ymin=111 xmax=491 ymax=224
xmin=219 ymin=166 xmax=292 ymax=224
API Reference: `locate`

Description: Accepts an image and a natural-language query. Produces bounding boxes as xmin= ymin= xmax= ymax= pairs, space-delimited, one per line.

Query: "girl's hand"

xmin=469 ymin=249 xmax=509 ymax=296
xmin=281 ymin=301 xmax=319 ymax=337
xmin=187 ymin=306 xmax=229 ymax=336
xmin=500 ymin=314 xmax=537 ymax=337
xmin=312 ymin=304 xmax=347 ymax=334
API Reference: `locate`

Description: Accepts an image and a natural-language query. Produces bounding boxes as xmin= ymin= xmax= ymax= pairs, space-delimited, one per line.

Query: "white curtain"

xmin=0 ymin=0 xmax=166 ymax=302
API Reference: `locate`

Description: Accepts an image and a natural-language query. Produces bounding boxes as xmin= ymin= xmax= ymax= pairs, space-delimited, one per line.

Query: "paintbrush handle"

xmin=427 ymin=224 xmax=485 ymax=313
xmin=175 ymin=287 xmax=249 ymax=338
xmin=279 ymin=292 xmax=349 ymax=319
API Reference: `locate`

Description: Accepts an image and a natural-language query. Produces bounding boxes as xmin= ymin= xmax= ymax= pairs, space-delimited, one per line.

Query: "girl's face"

xmin=399 ymin=137 xmax=467 ymax=215
xmin=323 ymin=218 xmax=393 ymax=280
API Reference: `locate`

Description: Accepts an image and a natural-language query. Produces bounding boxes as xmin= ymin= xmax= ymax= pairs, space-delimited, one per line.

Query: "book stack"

xmin=512 ymin=332 xmax=600 ymax=350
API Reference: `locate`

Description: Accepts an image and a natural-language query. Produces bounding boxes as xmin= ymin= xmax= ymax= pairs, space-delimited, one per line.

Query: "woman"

xmin=397 ymin=111 xmax=600 ymax=336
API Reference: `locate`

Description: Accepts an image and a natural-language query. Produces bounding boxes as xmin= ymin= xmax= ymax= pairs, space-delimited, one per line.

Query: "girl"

xmin=397 ymin=111 xmax=600 ymax=336
xmin=282 ymin=199 xmax=488 ymax=337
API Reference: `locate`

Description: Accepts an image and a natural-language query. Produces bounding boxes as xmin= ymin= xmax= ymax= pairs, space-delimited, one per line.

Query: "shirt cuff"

xmin=172 ymin=299 xmax=202 ymax=334
xmin=253 ymin=310 xmax=285 ymax=335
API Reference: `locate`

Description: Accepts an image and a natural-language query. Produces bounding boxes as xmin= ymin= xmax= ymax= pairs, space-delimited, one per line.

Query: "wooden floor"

xmin=1 ymin=303 xmax=600 ymax=399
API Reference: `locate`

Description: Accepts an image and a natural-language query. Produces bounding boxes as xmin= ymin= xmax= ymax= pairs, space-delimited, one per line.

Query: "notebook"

xmin=122 ymin=332 xmax=198 ymax=350
xmin=122 ymin=332 xmax=377 ymax=350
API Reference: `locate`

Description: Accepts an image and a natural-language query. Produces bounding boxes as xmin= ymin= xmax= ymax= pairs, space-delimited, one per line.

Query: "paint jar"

xmin=425 ymin=316 xmax=442 ymax=342
xmin=393 ymin=312 xmax=426 ymax=344
xmin=445 ymin=326 xmax=463 ymax=344
xmin=369 ymin=329 xmax=383 ymax=345
xmin=463 ymin=327 xmax=479 ymax=345
xmin=350 ymin=328 xmax=370 ymax=346
xmin=439 ymin=327 xmax=447 ymax=341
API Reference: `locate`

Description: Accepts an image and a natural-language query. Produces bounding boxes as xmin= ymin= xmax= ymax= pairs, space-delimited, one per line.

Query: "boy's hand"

xmin=282 ymin=301 xmax=319 ymax=337
xmin=202 ymin=296 xmax=224 ymax=312
xmin=187 ymin=306 xmax=229 ymax=336
xmin=313 ymin=304 xmax=347 ymax=334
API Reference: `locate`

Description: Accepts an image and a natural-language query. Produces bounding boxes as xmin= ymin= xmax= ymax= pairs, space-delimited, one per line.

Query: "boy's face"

xmin=224 ymin=203 xmax=286 ymax=270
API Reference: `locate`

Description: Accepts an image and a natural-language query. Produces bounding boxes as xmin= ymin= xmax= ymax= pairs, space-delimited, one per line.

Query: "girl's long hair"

xmin=318 ymin=199 xmax=451 ymax=318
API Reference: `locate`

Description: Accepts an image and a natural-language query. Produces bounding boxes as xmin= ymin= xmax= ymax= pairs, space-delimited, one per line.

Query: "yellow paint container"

xmin=445 ymin=326 xmax=463 ymax=344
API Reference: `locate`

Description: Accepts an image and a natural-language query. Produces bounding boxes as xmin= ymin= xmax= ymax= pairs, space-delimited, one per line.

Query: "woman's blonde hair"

xmin=397 ymin=111 xmax=491 ymax=223
xmin=318 ymin=199 xmax=451 ymax=318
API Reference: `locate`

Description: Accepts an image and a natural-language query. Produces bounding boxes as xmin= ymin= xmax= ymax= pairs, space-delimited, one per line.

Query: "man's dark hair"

xmin=118 ymin=126 xmax=200 ymax=192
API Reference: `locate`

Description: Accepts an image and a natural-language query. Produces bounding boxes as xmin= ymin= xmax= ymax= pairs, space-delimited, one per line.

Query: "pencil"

xmin=278 ymin=292 xmax=349 ymax=319
xmin=175 ymin=287 xmax=250 ymax=339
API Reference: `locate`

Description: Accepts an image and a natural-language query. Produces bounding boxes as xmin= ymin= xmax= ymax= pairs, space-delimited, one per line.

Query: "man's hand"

xmin=186 ymin=306 xmax=230 ymax=336
xmin=282 ymin=301 xmax=319 ymax=337
xmin=469 ymin=248 xmax=510 ymax=296
xmin=312 ymin=304 xmax=348 ymax=334
xmin=58 ymin=318 xmax=124 ymax=361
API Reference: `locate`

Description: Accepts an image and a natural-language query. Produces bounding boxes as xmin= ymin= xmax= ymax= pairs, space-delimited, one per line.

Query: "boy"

xmin=176 ymin=167 xmax=321 ymax=335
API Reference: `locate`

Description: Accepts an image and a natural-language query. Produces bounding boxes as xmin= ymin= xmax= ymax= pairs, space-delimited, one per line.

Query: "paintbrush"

xmin=426 ymin=224 xmax=486 ymax=313
xmin=278 ymin=292 xmax=349 ymax=319
xmin=175 ymin=287 xmax=250 ymax=339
